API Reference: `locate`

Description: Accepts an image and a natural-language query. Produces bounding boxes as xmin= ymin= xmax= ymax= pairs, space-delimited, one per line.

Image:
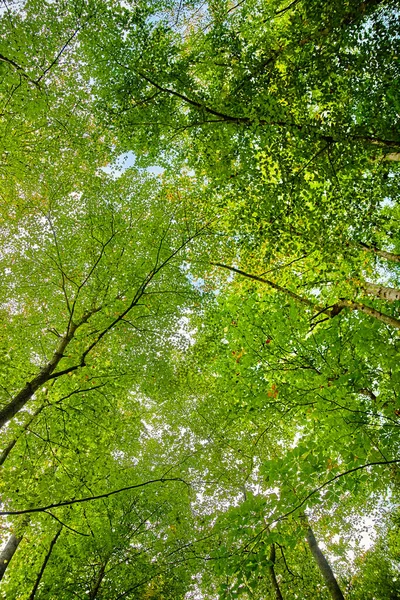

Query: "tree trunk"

xmin=363 ymin=282 xmax=400 ymax=302
xmin=360 ymin=243 xmax=400 ymax=263
xmin=269 ymin=543 xmax=284 ymax=600
xmin=213 ymin=262 xmax=400 ymax=329
xmin=28 ymin=527 xmax=62 ymax=600
xmin=0 ymin=307 xmax=100 ymax=431
xmin=0 ymin=404 xmax=46 ymax=466
xmin=335 ymin=299 xmax=400 ymax=329
xmin=305 ymin=524 xmax=345 ymax=600
xmin=384 ymin=152 xmax=400 ymax=161
xmin=0 ymin=328 xmax=77 ymax=431
xmin=89 ymin=559 xmax=108 ymax=600
xmin=0 ymin=533 xmax=23 ymax=581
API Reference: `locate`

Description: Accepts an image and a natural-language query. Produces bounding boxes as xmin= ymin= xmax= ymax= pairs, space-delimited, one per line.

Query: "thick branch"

xmin=0 ymin=329 xmax=76 ymax=430
xmin=133 ymin=72 xmax=400 ymax=149
xmin=0 ymin=52 xmax=40 ymax=88
xmin=353 ymin=134 xmax=400 ymax=149
xmin=336 ymin=299 xmax=400 ymax=329
xmin=212 ymin=263 xmax=400 ymax=329
xmin=1 ymin=225 xmax=204 ymax=431
xmin=363 ymin=282 xmax=400 ymax=302
xmin=89 ymin=559 xmax=108 ymax=600
xmin=384 ymin=152 xmax=400 ymax=161
xmin=211 ymin=262 xmax=329 ymax=314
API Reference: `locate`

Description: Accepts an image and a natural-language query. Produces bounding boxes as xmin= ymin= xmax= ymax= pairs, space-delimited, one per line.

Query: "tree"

xmin=1 ymin=0 xmax=399 ymax=598
xmin=0 ymin=166 xmax=209 ymax=427
xmin=86 ymin=0 xmax=400 ymax=336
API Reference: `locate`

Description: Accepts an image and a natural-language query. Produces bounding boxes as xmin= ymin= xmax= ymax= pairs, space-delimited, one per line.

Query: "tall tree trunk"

xmin=335 ymin=299 xmax=400 ymax=329
xmin=89 ymin=559 xmax=109 ymax=600
xmin=304 ymin=523 xmax=345 ymax=600
xmin=28 ymin=527 xmax=62 ymax=600
xmin=0 ymin=533 xmax=23 ymax=581
xmin=0 ymin=307 xmax=99 ymax=431
xmin=269 ymin=543 xmax=284 ymax=600
xmin=213 ymin=262 xmax=400 ymax=329
xmin=0 ymin=404 xmax=46 ymax=466
xmin=363 ymin=282 xmax=400 ymax=302
xmin=360 ymin=242 xmax=400 ymax=263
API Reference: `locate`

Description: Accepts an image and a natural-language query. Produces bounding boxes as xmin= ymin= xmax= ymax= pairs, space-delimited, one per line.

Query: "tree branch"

xmin=0 ymin=52 xmax=40 ymax=88
xmin=0 ymin=306 xmax=102 ymax=430
xmin=0 ymin=478 xmax=189 ymax=516
xmin=273 ymin=458 xmax=400 ymax=524
xmin=28 ymin=527 xmax=62 ymax=600
xmin=211 ymin=262 xmax=329 ymax=314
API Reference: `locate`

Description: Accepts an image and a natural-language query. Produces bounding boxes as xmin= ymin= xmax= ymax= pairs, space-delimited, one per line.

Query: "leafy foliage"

xmin=0 ymin=0 xmax=399 ymax=598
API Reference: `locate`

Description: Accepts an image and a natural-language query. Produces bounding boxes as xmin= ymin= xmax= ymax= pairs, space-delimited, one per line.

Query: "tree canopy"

xmin=0 ymin=0 xmax=399 ymax=598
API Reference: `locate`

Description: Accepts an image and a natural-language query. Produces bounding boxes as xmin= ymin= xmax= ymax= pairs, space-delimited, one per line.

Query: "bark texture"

xmin=336 ymin=299 xmax=400 ymax=329
xmin=0 ymin=328 xmax=77 ymax=430
xmin=0 ymin=308 xmax=99 ymax=431
xmin=360 ymin=243 xmax=400 ymax=263
xmin=363 ymin=282 xmax=400 ymax=302
xmin=0 ymin=533 xmax=23 ymax=581
xmin=305 ymin=524 xmax=345 ymax=600
xmin=269 ymin=543 xmax=284 ymax=600
xmin=384 ymin=152 xmax=400 ymax=161
xmin=89 ymin=559 xmax=108 ymax=600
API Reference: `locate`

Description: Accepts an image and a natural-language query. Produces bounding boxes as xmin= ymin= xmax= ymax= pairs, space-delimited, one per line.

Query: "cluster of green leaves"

xmin=0 ymin=0 xmax=400 ymax=598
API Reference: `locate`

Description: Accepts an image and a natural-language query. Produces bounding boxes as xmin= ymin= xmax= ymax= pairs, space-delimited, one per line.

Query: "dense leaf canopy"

xmin=0 ymin=0 xmax=399 ymax=598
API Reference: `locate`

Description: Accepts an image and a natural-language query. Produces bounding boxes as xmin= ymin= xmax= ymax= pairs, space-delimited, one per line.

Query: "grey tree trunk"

xmin=0 ymin=533 xmax=23 ymax=581
xmin=363 ymin=282 xmax=400 ymax=302
xmin=305 ymin=525 xmax=345 ymax=600
xmin=360 ymin=243 xmax=400 ymax=263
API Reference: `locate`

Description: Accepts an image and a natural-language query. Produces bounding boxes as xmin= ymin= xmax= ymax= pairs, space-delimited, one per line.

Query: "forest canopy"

xmin=0 ymin=0 xmax=399 ymax=598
